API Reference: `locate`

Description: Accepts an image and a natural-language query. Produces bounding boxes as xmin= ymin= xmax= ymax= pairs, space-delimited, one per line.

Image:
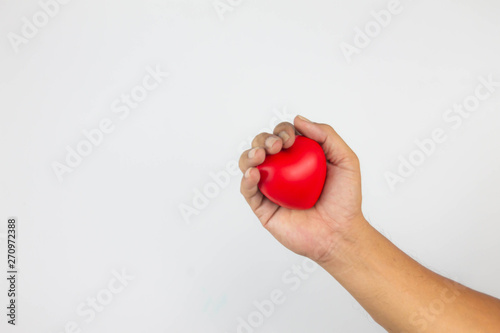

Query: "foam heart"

xmin=257 ymin=135 xmax=327 ymax=210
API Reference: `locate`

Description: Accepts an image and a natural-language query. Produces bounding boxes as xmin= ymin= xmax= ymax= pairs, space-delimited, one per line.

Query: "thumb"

xmin=293 ymin=115 xmax=359 ymax=170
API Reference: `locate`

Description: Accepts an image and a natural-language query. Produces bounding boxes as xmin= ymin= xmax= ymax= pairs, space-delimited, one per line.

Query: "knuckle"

xmin=238 ymin=150 xmax=246 ymax=162
xmin=319 ymin=123 xmax=334 ymax=132
xmin=349 ymin=152 xmax=360 ymax=167
xmin=239 ymin=150 xmax=247 ymax=162
xmin=274 ymin=121 xmax=293 ymax=132
xmin=251 ymin=133 xmax=268 ymax=146
xmin=238 ymin=151 xmax=250 ymax=171
xmin=353 ymin=152 xmax=360 ymax=162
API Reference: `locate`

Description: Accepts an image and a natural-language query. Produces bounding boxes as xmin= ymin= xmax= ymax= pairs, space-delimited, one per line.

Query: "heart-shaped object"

xmin=257 ymin=135 xmax=327 ymax=210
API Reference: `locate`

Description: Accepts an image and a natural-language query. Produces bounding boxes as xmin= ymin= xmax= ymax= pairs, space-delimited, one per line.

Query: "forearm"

xmin=320 ymin=217 xmax=500 ymax=332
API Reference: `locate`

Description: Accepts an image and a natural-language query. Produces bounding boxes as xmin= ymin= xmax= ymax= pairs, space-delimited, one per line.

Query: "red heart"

xmin=257 ymin=135 xmax=327 ymax=210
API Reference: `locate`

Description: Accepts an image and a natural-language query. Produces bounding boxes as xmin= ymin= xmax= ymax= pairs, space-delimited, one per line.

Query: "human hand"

xmin=239 ymin=116 xmax=366 ymax=264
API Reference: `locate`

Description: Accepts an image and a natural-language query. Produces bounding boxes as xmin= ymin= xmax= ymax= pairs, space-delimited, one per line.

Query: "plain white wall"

xmin=1 ymin=0 xmax=499 ymax=332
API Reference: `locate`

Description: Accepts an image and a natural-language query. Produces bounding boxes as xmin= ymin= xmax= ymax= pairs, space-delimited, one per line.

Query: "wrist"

xmin=316 ymin=214 xmax=372 ymax=276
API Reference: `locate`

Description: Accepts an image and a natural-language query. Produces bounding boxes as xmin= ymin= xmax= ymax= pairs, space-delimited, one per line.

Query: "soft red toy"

xmin=257 ymin=135 xmax=327 ymax=210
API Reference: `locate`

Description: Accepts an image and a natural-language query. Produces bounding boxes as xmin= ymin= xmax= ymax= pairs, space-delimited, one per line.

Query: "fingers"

xmin=239 ymin=122 xmax=297 ymax=221
xmin=251 ymin=133 xmax=283 ymax=155
xmin=294 ymin=115 xmax=359 ymax=169
xmin=238 ymin=135 xmax=277 ymax=211
xmin=240 ymin=167 xmax=264 ymax=211
xmin=240 ymin=167 xmax=280 ymax=224
xmin=240 ymin=122 xmax=297 ymax=172
xmin=272 ymin=122 xmax=296 ymax=149
xmin=239 ymin=147 xmax=266 ymax=173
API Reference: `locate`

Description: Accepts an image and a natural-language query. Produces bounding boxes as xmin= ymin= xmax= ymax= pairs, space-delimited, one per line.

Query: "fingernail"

xmin=245 ymin=168 xmax=252 ymax=178
xmin=278 ymin=131 xmax=290 ymax=143
xmin=248 ymin=148 xmax=258 ymax=159
xmin=297 ymin=115 xmax=311 ymax=122
xmin=265 ymin=136 xmax=279 ymax=148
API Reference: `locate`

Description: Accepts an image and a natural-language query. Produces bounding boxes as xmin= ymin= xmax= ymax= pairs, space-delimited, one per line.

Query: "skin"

xmin=239 ymin=115 xmax=500 ymax=333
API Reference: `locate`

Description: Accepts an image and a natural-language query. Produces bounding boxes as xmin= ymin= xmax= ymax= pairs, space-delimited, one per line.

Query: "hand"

xmin=240 ymin=116 xmax=500 ymax=333
xmin=239 ymin=116 xmax=366 ymax=264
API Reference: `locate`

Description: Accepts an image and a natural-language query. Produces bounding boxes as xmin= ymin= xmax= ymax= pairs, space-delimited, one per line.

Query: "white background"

xmin=1 ymin=0 xmax=500 ymax=332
